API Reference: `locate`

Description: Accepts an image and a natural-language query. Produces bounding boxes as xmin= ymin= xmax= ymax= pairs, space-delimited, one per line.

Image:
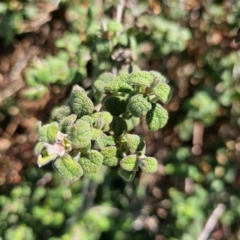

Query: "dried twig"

xmin=116 ymin=0 xmax=126 ymax=23
xmin=197 ymin=204 xmax=226 ymax=240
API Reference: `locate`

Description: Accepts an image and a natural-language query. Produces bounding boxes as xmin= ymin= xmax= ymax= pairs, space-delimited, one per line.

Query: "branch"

xmin=116 ymin=0 xmax=125 ymax=23
xmin=197 ymin=204 xmax=226 ymax=240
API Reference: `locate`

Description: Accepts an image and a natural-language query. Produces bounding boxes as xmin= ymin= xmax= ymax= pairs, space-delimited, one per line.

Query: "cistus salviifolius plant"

xmin=34 ymin=70 xmax=172 ymax=181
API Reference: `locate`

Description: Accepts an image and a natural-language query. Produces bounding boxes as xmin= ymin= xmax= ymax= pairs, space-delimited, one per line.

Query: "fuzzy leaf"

xmin=94 ymin=72 xmax=115 ymax=93
xmin=101 ymin=146 xmax=120 ymax=167
xmin=120 ymin=154 xmax=138 ymax=171
xmin=146 ymin=103 xmax=169 ymax=131
xmin=107 ymin=20 xmax=123 ymax=32
xmin=79 ymin=150 xmax=103 ymax=173
xmin=118 ymin=169 xmax=136 ymax=181
xmin=95 ymin=39 xmax=112 ymax=56
xmin=139 ymin=157 xmax=158 ymax=173
xmin=106 ymin=136 xmax=116 ymax=146
xmin=95 ymin=133 xmax=108 ymax=150
xmin=37 ymin=153 xmax=57 ymax=167
xmin=149 ymin=71 xmax=168 ymax=85
xmin=91 ymin=128 xmax=103 ymax=140
xmin=92 ymin=111 xmax=113 ymax=132
xmin=127 ymin=94 xmax=151 ymax=117
xmin=105 ymin=80 xmax=134 ymax=93
xmin=153 ymin=83 xmax=172 ymax=103
xmin=51 ymin=105 xmax=71 ymax=121
xmin=112 ymin=116 xmax=127 ymax=136
xmin=104 ymin=96 xmax=128 ymax=116
xmin=123 ymin=114 xmax=140 ymax=131
xmin=54 ymin=154 xmax=83 ymax=181
xmin=129 ymin=71 xmax=153 ymax=87
xmin=68 ymin=120 xmax=91 ymax=148
xmin=80 ymin=143 xmax=92 ymax=155
xmin=114 ymin=73 xmax=130 ymax=83
xmin=34 ymin=142 xmax=44 ymax=155
xmin=39 ymin=122 xmax=59 ymax=144
xmin=125 ymin=134 xmax=146 ymax=154
xmin=80 ymin=115 xmax=94 ymax=125
xmin=69 ymin=85 xmax=94 ymax=118
xmin=59 ymin=114 xmax=77 ymax=133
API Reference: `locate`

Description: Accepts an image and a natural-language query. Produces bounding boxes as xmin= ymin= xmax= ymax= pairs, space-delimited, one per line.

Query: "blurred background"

xmin=0 ymin=0 xmax=240 ymax=239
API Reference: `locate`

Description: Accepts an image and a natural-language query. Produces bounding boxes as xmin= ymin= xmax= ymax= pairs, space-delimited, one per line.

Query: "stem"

xmin=197 ymin=204 xmax=226 ymax=240
xmin=116 ymin=0 xmax=125 ymax=23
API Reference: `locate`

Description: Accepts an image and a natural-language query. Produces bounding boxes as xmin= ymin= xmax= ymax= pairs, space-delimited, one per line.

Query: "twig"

xmin=197 ymin=204 xmax=226 ymax=240
xmin=116 ymin=0 xmax=125 ymax=23
xmin=0 ymin=79 xmax=25 ymax=104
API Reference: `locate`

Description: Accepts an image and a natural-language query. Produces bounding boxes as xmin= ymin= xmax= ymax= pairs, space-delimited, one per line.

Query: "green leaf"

xmin=91 ymin=111 xmax=113 ymax=132
xmin=59 ymin=114 xmax=77 ymax=133
xmin=106 ymin=135 xmax=116 ymax=146
xmin=107 ymin=20 xmax=123 ymax=32
xmin=139 ymin=157 xmax=158 ymax=173
xmin=94 ymin=72 xmax=115 ymax=93
xmin=118 ymin=169 xmax=136 ymax=181
xmin=146 ymin=103 xmax=169 ymax=131
xmin=51 ymin=105 xmax=71 ymax=122
xmin=114 ymin=73 xmax=130 ymax=83
xmin=101 ymin=146 xmax=120 ymax=167
xmin=67 ymin=120 xmax=92 ymax=148
xmin=54 ymin=154 xmax=83 ymax=181
xmin=112 ymin=116 xmax=127 ymax=136
xmin=91 ymin=128 xmax=103 ymax=140
xmin=105 ymin=79 xmax=134 ymax=93
xmin=34 ymin=142 xmax=44 ymax=155
xmin=37 ymin=152 xmax=57 ymax=167
xmin=95 ymin=39 xmax=113 ymax=57
xmin=153 ymin=83 xmax=172 ymax=103
xmin=125 ymin=134 xmax=146 ymax=154
xmin=149 ymin=71 xmax=168 ymax=85
xmin=120 ymin=154 xmax=138 ymax=171
xmin=69 ymin=85 xmax=94 ymax=118
xmin=129 ymin=71 xmax=153 ymax=87
xmin=104 ymin=96 xmax=128 ymax=116
xmin=39 ymin=122 xmax=59 ymax=144
xmin=123 ymin=113 xmax=140 ymax=131
xmin=95 ymin=133 xmax=109 ymax=149
xmin=21 ymin=85 xmax=48 ymax=100
xmin=127 ymin=94 xmax=152 ymax=117
xmin=79 ymin=150 xmax=103 ymax=173
xmin=80 ymin=115 xmax=94 ymax=125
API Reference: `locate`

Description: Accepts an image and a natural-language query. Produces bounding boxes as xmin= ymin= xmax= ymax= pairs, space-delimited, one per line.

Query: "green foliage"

xmin=79 ymin=150 xmax=103 ymax=173
xmin=53 ymin=154 xmax=83 ymax=181
xmin=120 ymin=155 xmax=138 ymax=171
xmin=127 ymin=94 xmax=152 ymax=117
xmin=104 ymin=96 xmax=128 ymax=116
xmin=146 ymin=103 xmax=169 ymax=131
xmin=38 ymin=122 xmax=59 ymax=144
xmin=0 ymin=1 xmax=37 ymax=44
xmin=67 ymin=120 xmax=92 ymax=149
xmin=129 ymin=71 xmax=153 ymax=87
xmin=118 ymin=169 xmax=136 ymax=181
xmin=69 ymin=85 xmax=94 ymax=118
xmin=93 ymin=72 xmax=115 ymax=93
xmin=138 ymin=156 xmax=158 ymax=173
xmin=3 ymin=0 xmax=240 ymax=239
xmin=36 ymin=70 xmax=171 ymax=181
xmin=153 ymin=83 xmax=172 ymax=103
xmin=101 ymin=146 xmax=120 ymax=167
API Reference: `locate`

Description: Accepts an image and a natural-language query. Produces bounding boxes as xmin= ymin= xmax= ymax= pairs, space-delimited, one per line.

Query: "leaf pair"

xmin=119 ymin=155 xmax=158 ymax=181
